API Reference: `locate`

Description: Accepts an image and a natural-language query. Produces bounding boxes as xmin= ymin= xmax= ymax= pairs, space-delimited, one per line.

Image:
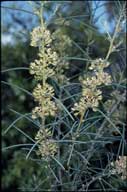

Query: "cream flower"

xmin=30 ymin=26 xmax=52 ymax=47
xmin=33 ymin=83 xmax=55 ymax=102
xmin=35 ymin=128 xmax=57 ymax=158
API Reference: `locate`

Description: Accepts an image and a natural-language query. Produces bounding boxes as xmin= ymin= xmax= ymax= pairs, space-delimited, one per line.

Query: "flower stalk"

xmin=29 ymin=3 xmax=58 ymax=159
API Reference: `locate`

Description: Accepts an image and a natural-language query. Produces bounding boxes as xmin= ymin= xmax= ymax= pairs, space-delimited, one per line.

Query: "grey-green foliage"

xmin=2 ymin=1 xmax=126 ymax=191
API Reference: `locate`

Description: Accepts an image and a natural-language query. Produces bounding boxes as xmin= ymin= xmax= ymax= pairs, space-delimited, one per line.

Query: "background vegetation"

xmin=1 ymin=1 xmax=126 ymax=191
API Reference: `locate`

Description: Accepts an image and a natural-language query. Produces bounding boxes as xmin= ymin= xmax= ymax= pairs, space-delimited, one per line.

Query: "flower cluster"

xmin=72 ymin=58 xmax=111 ymax=116
xmin=32 ymin=83 xmax=57 ymax=119
xmin=89 ymin=58 xmax=110 ymax=71
xmin=72 ymin=89 xmax=102 ymax=116
xmin=35 ymin=128 xmax=57 ymax=158
xmin=87 ymin=58 xmax=111 ymax=86
xmin=30 ymin=26 xmax=52 ymax=47
xmin=111 ymin=156 xmax=127 ymax=180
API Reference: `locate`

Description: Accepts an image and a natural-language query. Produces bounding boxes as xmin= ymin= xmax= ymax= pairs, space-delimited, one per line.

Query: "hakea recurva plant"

xmin=30 ymin=17 xmax=112 ymax=159
xmin=29 ymin=2 xmax=123 ymax=160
